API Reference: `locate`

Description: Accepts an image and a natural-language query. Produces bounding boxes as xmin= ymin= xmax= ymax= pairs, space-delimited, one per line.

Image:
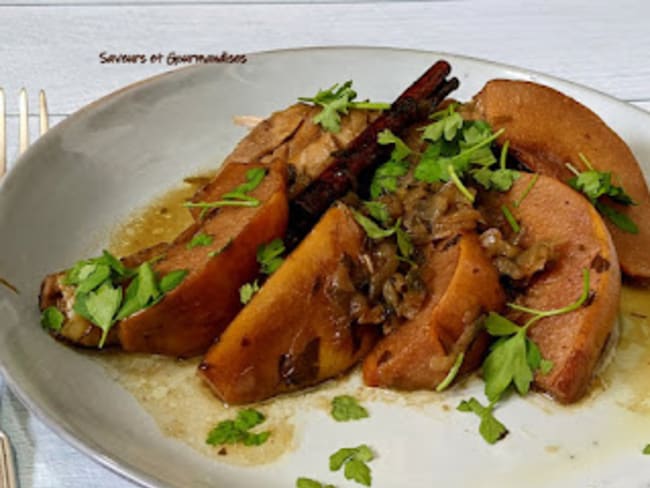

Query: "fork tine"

xmin=39 ymin=89 xmax=49 ymax=136
xmin=0 ymin=88 xmax=5 ymax=178
xmin=19 ymin=88 xmax=29 ymax=156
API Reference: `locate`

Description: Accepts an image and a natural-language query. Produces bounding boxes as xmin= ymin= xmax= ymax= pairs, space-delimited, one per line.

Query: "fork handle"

xmin=0 ymin=431 xmax=17 ymax=488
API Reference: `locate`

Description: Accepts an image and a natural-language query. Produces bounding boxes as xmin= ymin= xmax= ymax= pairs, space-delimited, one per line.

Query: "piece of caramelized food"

xmin=363 ymin=232 xmax=504 ymax=390
xmin=469 ymin=79 xmax=650 ymax=281
xmin=199 ymin=204 xmax=379 ymax=405
xmin=119 ymin=162 xmax=289 ymax=357
xmin=489 ymin=174 xmax=621 ymax=403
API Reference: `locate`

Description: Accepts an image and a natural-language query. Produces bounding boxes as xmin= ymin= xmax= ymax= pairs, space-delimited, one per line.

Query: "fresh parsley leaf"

xmin=222 ymin=167 xmax=268 ymax=200
xmin=41 ymin=306 xmax=65 ymax=332
xmin=331 ymin=395 xmax=369 ymax=422
xmin=234 ymin=408 xmax=266 ymax=431
xmin=643 ymin=444 xmax=650 ymax=455
xmin=483 ymin=326 xmax=531 ymax=401
xmin=421 ymin=110 xmax=463 ymax=142
xmin=187 ymin=232 xmax=214 ymax=249
xmin=457 ymin=397 xmax=508 ymax=444
xmin=501 ymin=205 xmax=520 ymax=233
xmin=363 ymin=201 xmax=390 ymax=225
xmin=329 ymin=445 xmax=374 ymax=471
xmin=239 ymin=280 xmax=260 ymax=304
xmin=185 ymin=168 xmax=266 ymax=216
xmin=296 ymin=478 xmax=335 ymax=488
xmin=344 ymin=459 xmax=372 ymax=487
xmin=435 ymin=352 xmax=465 ymax=392
xmin=101 ymin=250 xmax=129 ymax=277
xmin=330 ymin=448 xmax=357 ymax=471
xmin=396 ymin=227 xmax=413 ymax=259
xmin=595 ymin=202 xmax=639 ymax=234
xmin=369 ymin=159 xmax=409 ymax=199
xmin=377 ymin=129 xmax=412 ymax=161
xmin=369 ymin=130 xmax=412 ymax=199
xmin=82 ymin=281 xmax=122 ymax=347
xmin=208 ymin=238 xmax=234 ymax=258
xmin=206 ymin=409 xmax=270 ymax=447
xmin=351 ymin=210 xmax=400 ymax=239
xmin=539 ymin=359 xmax=554 ymax=375
xmin=159 ymin=269 xmax=188 ymax=293
xmin=74 ymin=263 xmax=111 ymax=293
xmin=567 ymin=154 xmax=637 ymax=233
xmin=257 ymin=238 xmax=285 ymax=275
xmin=484 ymin=312 xmax=520 ymax=336
xmin=299 ymin=81 xmax=390 ymax=133
xmin=115 ymin=262 xmax=161 ymax=321
xmin=242 ymin=431 xmax=270 ymax=446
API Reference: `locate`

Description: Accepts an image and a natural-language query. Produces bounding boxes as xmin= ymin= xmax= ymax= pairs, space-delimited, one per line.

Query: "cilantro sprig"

xmin=331 ymin=395 xmax=369 ymax=422
xmin=299 ymin=81 xmax=390 ymax=133
xmin=296 ymin=479 xmax=335 ymax=488
xmin=206 ymin=408 xmax=270 ymax=447
xmin=41 ymin=306 xmax=65 ymax=332
xmin=567 ymin=153 xmax=638 ymax=233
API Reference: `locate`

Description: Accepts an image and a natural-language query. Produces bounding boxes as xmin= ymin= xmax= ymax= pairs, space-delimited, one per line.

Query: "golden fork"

xmin=0 ymin=86 xmax=50 ymax=488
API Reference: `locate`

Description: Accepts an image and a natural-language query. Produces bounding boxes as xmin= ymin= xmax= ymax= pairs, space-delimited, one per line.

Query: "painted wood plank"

xmin=0 ymin=0 xmax=649 ymax=118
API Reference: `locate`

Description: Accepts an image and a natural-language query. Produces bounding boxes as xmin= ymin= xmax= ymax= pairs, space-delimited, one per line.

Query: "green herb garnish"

xmin=299 ymin=81 xmax=390 ymax=133
xmin=331 ymin=395 xmax=369 ymax=422
xmin=296 ymin=479 xmax=336 ymax=488
xmin=187 ymin=232 xmax=214 ymax=249
xmin=206 ymin=409 xmax=270 ymax=447
xmin=369 ymin=130 xmax=412 ymax=199
xmin=363 ymin=201 xmax=390 ymax=225
xmin=75 ymin=281 xmax=123 ymax=347
xmin=471 ymin=140 xmax=520 ymax=192
xmin=513 ymin=173 xmax=539 ymax=208
xmin=329 ymin=445 xmax=374 ymax=487
xmin=257 ymin=238 xmax=285 ymax=275
xmin=643 ymin=444 xmax=650 ymax=455
xmin=159 ymin=269 xmax=189 ymax=293
xmin=239 ymin=280 xmax=260 ymax=305
xmin=351 ymin=209 xmax=400 ymax=240
xmin=567 ymin=153 xmax=638 ymax=233
xmin=208 ymin=238 xmax=234 ymax=258
xmin=184 ymin=167 xmax=267 ymax=216
xmin=41 ymin=306 xmax=65 ymax=332
xmin=435 ymin=352 xmax=465 ymax=392
xmin=501 ymin=204 xmax=520 ymax=233
xmin=457 ymin=397 xmax=508 ymax=444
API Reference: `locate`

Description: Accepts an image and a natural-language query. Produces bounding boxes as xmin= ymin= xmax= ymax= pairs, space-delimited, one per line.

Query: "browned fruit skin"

xmin=119 ymin=162 xmax=288 ymax=357
xmin=363 ymin=233 xmax=505 ymax=390
xmin=471 ymin=79 xmax=650 ymax=281
xmin=199 ymin=204 xmax=379 ymax=405
xmin=498 ymin=174 xmax=621 ymax=403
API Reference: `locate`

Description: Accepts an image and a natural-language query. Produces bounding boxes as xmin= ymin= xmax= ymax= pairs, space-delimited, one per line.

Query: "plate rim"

xmin=1 ymin=45 xmax=648 ymax=488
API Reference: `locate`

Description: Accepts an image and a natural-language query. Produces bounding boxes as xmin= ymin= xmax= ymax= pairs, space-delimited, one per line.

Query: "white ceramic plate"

xmin=1 ymin=47 xmax=649 ymax=488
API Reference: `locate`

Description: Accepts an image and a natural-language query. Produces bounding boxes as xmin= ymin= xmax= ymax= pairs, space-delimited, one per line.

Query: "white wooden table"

xmin=1 ymin=0 xmax=649 ymax=486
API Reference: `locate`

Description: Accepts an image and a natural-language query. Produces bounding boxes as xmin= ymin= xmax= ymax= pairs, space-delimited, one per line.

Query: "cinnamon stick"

xmin=288 ymin=60 xmax=459 ymax=246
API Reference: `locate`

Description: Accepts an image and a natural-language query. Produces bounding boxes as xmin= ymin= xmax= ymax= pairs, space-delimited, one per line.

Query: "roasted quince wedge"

xmin=199 ymin=203 xmax=380 ymax=405
xmin=40 ymin=161 xmax=289 ymax=357
xmin=467 ymin=79 xmax=650 ymax=281
xmin=486 ymin=174 xmax=621 ymax=403
xmin=362 ymin=232 xmax=505 ymax=390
